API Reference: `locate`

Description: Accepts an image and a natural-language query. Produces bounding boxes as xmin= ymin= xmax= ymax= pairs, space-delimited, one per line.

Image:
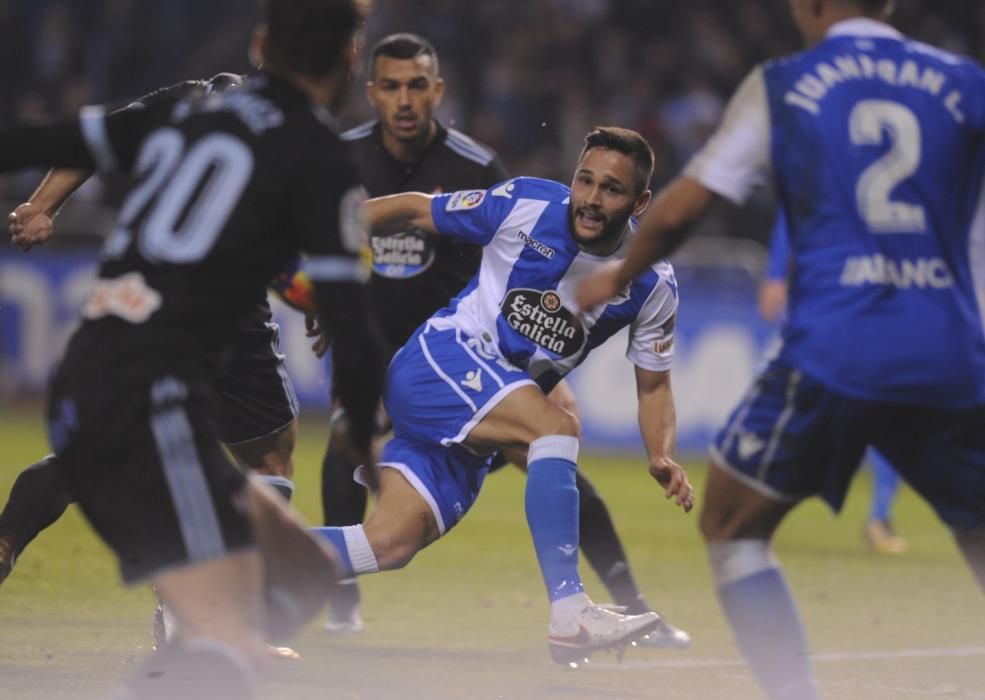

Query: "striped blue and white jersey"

xmin=427 ymin=177 xmax=678 ymax=390
xmin=686 ymin=18 xmax=985 ymax=409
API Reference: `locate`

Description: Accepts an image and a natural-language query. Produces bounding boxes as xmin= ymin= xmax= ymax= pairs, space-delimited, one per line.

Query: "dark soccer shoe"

xmin=0 ymin=532 xmax=17 ymax=588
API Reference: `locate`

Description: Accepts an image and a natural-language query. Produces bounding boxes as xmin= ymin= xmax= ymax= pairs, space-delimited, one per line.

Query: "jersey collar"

xmin=826 ymin=17 xmax=903 ymax=41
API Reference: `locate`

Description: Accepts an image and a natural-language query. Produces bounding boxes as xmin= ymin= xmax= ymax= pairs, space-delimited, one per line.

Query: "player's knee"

xmin=698 ymin=502 xmax=733 ymax=543
xmin=540 ymin=409 xmax=580 ymax=440
xmin=367 ymin=532 xmax=420 ymax=571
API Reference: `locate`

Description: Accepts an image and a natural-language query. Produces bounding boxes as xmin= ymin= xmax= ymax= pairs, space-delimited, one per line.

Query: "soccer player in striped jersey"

xmin=315 ymin=126 xmax=694 ymax=663
xmin=320 ymin=33 xmax=688 ymax=649
xmin=578 ymin=1 xmax=985 ymax=696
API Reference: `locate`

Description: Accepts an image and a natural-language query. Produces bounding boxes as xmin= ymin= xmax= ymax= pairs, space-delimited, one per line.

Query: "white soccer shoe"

xmin=632 ymin=617 xmax=691 ymax=649
xmin=324 ymin=604 xmax=364 ymax=635
xmin=595 ymin=604 xmax=692 ymax=649
xmin=548 ymin=603 xmax=660 ymax=665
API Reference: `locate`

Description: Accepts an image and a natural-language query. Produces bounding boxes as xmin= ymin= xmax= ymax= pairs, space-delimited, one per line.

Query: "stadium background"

xmin=1 ymin=3 xmax=985 ymax=699
xmin=4 ymin=0 xmax=981 ymax=451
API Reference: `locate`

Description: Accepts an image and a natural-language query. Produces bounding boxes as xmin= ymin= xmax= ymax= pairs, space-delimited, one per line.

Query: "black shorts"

xmin=47 ymin=329 xmax=255 ymax=584
xmin=214 ymin=314 xmax=299 ymax=445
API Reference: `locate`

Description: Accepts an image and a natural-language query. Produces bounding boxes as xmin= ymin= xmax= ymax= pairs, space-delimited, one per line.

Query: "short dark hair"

xmin=370 ymin=33 xmax=439 ymax=77
xmin=262 ymin=0 xmax=365 ymax=78
xmin=578 ymin=127 xmax=655 ymax=193
xmin=850 ymin=0 xmax=895 ymax=16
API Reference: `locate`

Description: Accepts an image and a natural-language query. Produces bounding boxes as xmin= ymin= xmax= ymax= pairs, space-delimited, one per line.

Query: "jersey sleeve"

xmin=626 ymin=269 xmax=679 ymax=372
xmin=0 ymin=103 xmax=160 ymax=175
xmin=430 ymin=183 xmax=514 ymax=246
xmin=684 ymin=66 xmax=772 ymax=205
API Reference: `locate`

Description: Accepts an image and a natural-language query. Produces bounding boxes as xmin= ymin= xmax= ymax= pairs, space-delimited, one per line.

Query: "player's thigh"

xmin=466 ymin=384 xmax=579 ymax=454
xmin=700 ymin=461 xmax=798 ymax=542
xmin=214 ymin=316 xmax=299 ymax=453
xmin=874 ymin=405 xmax=985 ymax=532
xmin=227 ymin=418 xmax=297 ymax=477
xmin=365 ymin=435 xmax=492 ymax=548
xmin=710 ymin=359 xmax=869 ymax=514
xmin=546 ymin=378 xmax=580 ymax=421
xmin=48 ymin=363 xmax=254 ymax=586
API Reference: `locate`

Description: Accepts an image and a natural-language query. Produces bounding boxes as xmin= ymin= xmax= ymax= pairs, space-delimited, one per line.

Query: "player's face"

xmin=368 ymin=55 xmax=445 ymax=145
xmin=569 ymin=148 xmax=650 ymax=249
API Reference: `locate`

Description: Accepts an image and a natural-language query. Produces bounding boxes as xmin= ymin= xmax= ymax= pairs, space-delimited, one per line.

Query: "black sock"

xmin=320 ymin=430 xmax=368 ymax=527
xmin=576 ymin=471 xmax=651 ymax=613
xmin=0 ymin=455 xmax=74 ymax=555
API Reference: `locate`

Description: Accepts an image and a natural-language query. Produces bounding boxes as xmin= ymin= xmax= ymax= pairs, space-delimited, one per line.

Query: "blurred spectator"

xmin=1 ymin=0 xmax=981 ymax=246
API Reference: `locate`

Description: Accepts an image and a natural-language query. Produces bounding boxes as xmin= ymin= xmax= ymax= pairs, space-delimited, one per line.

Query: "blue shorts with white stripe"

xmin=711 ymin=358 xmax=985 ymax=530
xmin=384 ymin=322 xmax=536 ymax=450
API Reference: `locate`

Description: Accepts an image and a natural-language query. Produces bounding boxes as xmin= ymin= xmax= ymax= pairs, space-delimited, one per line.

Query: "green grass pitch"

xmin=0 ymin=405 xmax=982 ymax=699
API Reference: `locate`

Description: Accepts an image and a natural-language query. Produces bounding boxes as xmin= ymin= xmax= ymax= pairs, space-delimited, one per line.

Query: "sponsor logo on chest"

xmin=371 ymin=230 xmax=435 ymax=279
xmin=502 ymin=289 xmax=586 ymax=358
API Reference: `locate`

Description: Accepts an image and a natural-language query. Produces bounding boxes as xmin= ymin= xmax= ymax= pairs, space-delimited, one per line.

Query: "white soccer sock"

xmin=549 ymin=591 xmax=591 ymax=634
xmin=341 ymin=525 xmax=379 ymax=575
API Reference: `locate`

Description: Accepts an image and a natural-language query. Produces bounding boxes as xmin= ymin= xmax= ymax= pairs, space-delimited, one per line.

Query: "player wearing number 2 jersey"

xmin=577 ymin=1 xmax=985 ymax=698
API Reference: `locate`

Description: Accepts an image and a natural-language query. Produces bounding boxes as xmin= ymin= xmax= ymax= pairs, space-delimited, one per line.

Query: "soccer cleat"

xmin=548 ymin=604 xmax=660 ymax=665
xmin=324 ymin=604 xmax=364 ymax=635
xmin=864 ymin=519 xmax=907 ymax=555
xmin=632 ymin=616 xmax=692 ymax=649
xmin=0 ymin=532 xmax=16 ymax=588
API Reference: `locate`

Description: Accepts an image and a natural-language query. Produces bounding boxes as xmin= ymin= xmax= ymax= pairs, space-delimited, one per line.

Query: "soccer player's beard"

xmin=569 ymin=205 xmax=632 ymax=254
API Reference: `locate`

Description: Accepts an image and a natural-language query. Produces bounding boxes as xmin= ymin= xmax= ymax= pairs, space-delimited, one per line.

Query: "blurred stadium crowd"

xmin=0 ymin=0 xmax=982 ymax=244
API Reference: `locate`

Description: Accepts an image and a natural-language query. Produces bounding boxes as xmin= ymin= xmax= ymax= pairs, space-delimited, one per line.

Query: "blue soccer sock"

xmin=312 ymin=525 xmax=379 ymax=579
xmin=525 ymin=435 xmax=584 ymax=611
xmin=868 ymin=448 xmax=900 ymax=524
xmin=709 ymin=540 xmax=819 ymax=700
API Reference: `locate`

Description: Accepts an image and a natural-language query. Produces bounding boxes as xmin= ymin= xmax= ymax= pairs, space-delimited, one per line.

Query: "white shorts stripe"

xmin=419 ymin=329 xmax=477 ymax=412
xmin=757 ymin=370 xmax=801 ymax=481
xmin=150 ymin=396 xmax=226 ymax=562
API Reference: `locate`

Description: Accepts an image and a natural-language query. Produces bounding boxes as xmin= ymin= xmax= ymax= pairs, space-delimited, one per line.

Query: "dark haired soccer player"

xmin=316 ymin=126 xmax=693 ymax=663
xmin=0 ymin=75 xmax=305 ymax=603
xmin=0 ymin=0 xmax=380 ymax=697
xmin=579 ymin=0 xmax=985 ymax=697
xmin=321 ymin=33 xmax=689 ymax=649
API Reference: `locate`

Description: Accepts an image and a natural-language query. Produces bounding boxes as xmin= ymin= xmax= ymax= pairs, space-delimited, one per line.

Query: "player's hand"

xmin=649 ymin=457 xmax=694 ymax=513
xmin=9 ymin=202 xmax=54 ymax=252
xmin=757 ymin=280 xmax=788 ymax=323
xmin=305 ymin=312 xmax=332 ymax=358
xmin=576 ymin=261 xmax=622 ymax=311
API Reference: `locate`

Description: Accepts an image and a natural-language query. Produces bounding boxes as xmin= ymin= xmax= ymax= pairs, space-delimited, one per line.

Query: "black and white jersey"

xmin=0 ymin=72 xmax=385 ymax=449
xmin=342 ymin=121 xmax=509 ymax=351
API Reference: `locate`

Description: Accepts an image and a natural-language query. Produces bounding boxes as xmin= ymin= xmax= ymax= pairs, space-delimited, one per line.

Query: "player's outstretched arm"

xmin=577 ymin=178 xmax=714 ymax=310
xmin=362 ymin=192 xmax=437 ymax=237
xmin=9 ymin=169 xmax=92 ymax=251
xmin=635 ymin=366 xmax=693 ymax=512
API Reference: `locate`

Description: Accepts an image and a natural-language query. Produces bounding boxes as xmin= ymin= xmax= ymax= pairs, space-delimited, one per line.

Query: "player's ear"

xmin=433 ymin=77 xmax=446 ymax=107
xmin=249 ymin=25 xmax=268 ymax=70
xmin=633 ymin=189 xmax=653 ymax=218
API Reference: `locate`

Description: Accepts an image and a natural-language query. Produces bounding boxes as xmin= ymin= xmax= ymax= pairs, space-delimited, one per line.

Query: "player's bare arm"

xmin=635 ymin=365 xmax=692 ymax=512
xmin=9 ymin=169 xmax=91 ymax=251
xmin=362 ymin=192 xmax=437 ymax=236
xmin=577 ymin=178 xmax=714 ymax=310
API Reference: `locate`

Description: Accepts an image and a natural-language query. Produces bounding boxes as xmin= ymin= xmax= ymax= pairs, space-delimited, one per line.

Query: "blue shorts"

xmin=384 ymin=322 xmax=536 ymax=449
xmin=712 ymin=359 xmax=985 ymax=531
xmin=364 ymin=435 xmax=492 ymax=535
